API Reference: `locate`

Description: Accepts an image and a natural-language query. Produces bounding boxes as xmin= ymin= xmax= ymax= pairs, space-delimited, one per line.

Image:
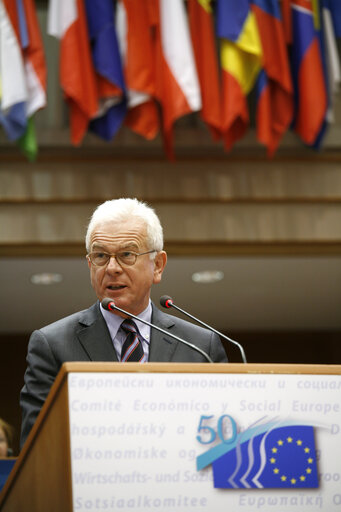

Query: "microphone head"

xmin=102 ymin=297 xmax=115 ymax=311
xmin=160 ymin=295 xmax=174 ymax=308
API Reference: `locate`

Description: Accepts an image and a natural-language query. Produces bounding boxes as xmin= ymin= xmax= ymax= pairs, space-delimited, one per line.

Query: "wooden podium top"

xmin=60 ymin=361 xmax=341 ymax=376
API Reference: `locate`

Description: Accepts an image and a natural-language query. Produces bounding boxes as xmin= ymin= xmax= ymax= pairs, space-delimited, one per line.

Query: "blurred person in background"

xmin=0 ymin=419 xmax=14 ymax=457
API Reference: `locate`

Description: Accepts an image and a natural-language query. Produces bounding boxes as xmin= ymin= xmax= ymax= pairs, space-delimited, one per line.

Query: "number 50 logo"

xmin=196 ymin=415 xmax=237 ymax=446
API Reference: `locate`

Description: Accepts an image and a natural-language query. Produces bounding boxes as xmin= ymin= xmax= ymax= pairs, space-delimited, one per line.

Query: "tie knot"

xmin=121 ymin=319 xmax=137 ymax=335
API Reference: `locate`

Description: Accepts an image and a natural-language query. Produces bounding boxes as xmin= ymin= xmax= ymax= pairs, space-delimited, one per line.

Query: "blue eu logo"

xmin=196 ymin=418 xmax=319 ymax=489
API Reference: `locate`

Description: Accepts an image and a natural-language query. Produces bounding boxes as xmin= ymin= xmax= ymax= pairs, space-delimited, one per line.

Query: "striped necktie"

xmin=120 ymin=319 xmax=145 ymax=362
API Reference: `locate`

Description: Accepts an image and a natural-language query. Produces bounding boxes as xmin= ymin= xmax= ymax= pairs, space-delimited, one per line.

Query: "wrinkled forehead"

xmin=89 ymin=218 xmax=149 ymax=249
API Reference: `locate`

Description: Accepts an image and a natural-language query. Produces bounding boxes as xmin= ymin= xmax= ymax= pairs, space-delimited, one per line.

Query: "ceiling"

xmin=1 ymin=254 xmax=341 ymax=336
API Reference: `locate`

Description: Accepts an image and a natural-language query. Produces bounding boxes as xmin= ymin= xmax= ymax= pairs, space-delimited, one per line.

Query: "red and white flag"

xmin=152 ymin=0 xmax=202 ymax=158
xmin=47 ymin=0 xmax=98 ymax=144
xmin=116 ymin=0 xmax=159 ymax=140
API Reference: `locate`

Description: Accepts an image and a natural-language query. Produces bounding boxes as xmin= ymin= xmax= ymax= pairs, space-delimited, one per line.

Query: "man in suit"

xmin=20 ymin=198 xmax=227 ymax=447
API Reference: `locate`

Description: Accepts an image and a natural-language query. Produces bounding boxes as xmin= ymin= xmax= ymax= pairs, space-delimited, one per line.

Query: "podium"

xmin=1 ymin=362 xmax=341 ymax=512
xmin=0 ymin=460 xmax=16 ymax=493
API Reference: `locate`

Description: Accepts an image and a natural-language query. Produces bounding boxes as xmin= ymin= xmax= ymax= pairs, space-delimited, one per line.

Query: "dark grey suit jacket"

xmin=20 ymin=301 xmax=227 ymax=447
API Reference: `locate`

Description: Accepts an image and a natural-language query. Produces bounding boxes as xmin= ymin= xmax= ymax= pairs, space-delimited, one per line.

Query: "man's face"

xmin=87 ymin=217 xmax=167 ymax=316
xmin=0 ymin=427 xmax=8 ymax=458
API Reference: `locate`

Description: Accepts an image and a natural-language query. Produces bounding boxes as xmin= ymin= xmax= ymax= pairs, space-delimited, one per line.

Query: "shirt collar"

xmin=100 ymin=300 xmax=152 ymax=342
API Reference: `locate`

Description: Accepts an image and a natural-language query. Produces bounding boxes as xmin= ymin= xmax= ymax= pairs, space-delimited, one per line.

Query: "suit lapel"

xmin=76 ymin=302 xmax=119 ymax=362
xmin=148 ymin=305 xmax=179 ymax=362
xmin=77 ymin=303 xmax=181 ymax=363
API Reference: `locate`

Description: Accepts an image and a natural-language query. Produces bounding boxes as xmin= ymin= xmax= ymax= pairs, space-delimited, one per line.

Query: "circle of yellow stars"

xmin=269 ymin=436 xmax=314 ymax=485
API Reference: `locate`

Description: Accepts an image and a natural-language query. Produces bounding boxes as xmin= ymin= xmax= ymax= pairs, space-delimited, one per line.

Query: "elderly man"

xmin=20 ymin=198 xmax=227 ymax=447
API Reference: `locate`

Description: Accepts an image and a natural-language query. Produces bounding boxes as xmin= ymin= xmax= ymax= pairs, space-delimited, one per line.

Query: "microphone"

xmin=159 ymin=295 xmax=247 ymax=363
xmin=101 ymin=298 xmax=213 ymax=363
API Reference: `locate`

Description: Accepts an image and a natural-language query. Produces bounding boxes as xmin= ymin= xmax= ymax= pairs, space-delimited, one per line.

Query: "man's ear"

xmin=153 ymin=251 xmax=167 ymax=284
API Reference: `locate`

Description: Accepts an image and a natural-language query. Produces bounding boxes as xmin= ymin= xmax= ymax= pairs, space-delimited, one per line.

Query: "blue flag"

xmin=198 ymin=423 xmax=318 ymax=489
xmin=84 ymin=0 xmax=127 ymax=140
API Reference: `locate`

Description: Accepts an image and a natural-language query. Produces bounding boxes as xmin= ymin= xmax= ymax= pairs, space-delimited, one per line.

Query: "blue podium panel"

xmin=0 ymin=459 xmax=16 ymax=493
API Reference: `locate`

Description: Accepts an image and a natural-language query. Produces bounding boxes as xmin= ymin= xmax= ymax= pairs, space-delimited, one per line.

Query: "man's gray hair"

xmin=85 ymin=198 xmax=164 ymax=253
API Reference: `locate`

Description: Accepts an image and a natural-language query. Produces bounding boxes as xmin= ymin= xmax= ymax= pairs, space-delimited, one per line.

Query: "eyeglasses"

xmin=87 ymin=249 xmax=157 ymax=267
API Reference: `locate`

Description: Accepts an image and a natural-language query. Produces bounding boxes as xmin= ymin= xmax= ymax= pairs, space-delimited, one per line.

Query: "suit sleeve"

xmin=20 ymin=330 xmax=60 ymax=449
xmin=209 ymin=332 xmax=228 ymax=362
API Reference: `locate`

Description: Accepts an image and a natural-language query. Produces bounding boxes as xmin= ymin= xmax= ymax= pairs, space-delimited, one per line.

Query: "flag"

xmin=291 ymin=0 xmax=328 ymax=145
xmin=325 ymin=0 xmax=341 ymax=36
xmin=19 ymin=0 xmax=47 ymax=160
xmin=0 ymin=0 xmax=27 ymax=141
xmin=320 ymin=0 xmax=341 ymax=124
xmin=0 ymin=0 xmax=46 ymax=160
xmin=21 ymin=0 xmax=46 ymax=117
xmin=188 ymin=0 xmax=222 ymax=139
xmin=252 ymin=0 xmax=294 ymax=156
xmin=116 ymin=0 xmax=159 ymax=140
xmin=18 ymin=116 xmax=37 ymax=161
xmin=308 ymin=0 xmax=330 ymax=148
xmin=151 ymin=0 xmax=202 ymax=159
xmin=197 ymin=422 xmax=319 ymax=489
xmin=47 ymin=0 xmax=98 ymax=145
xmin=281 ymin=0 xmax=293 ymax=43
xmin=216 ymin=0 xmax=263 ymax=151
xmin=84 ymin=0 xmax=127 ymax=141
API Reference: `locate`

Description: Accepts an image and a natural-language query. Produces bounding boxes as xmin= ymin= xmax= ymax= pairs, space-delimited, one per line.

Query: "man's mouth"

xmin=107 ymin=285 xmax=126 ymax=290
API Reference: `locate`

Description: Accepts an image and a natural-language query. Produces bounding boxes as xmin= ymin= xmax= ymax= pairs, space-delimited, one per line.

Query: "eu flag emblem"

xmin=197 ymin=422 xmax=319 ymax=489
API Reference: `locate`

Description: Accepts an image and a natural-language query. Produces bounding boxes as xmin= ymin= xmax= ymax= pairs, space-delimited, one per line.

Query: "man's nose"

xmin=106 ymin=255 xmax=122 ymax=272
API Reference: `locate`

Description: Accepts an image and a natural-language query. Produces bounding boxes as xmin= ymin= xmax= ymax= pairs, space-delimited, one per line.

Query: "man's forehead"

xmin=90 ymin=219 xmax=148 ymax=247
